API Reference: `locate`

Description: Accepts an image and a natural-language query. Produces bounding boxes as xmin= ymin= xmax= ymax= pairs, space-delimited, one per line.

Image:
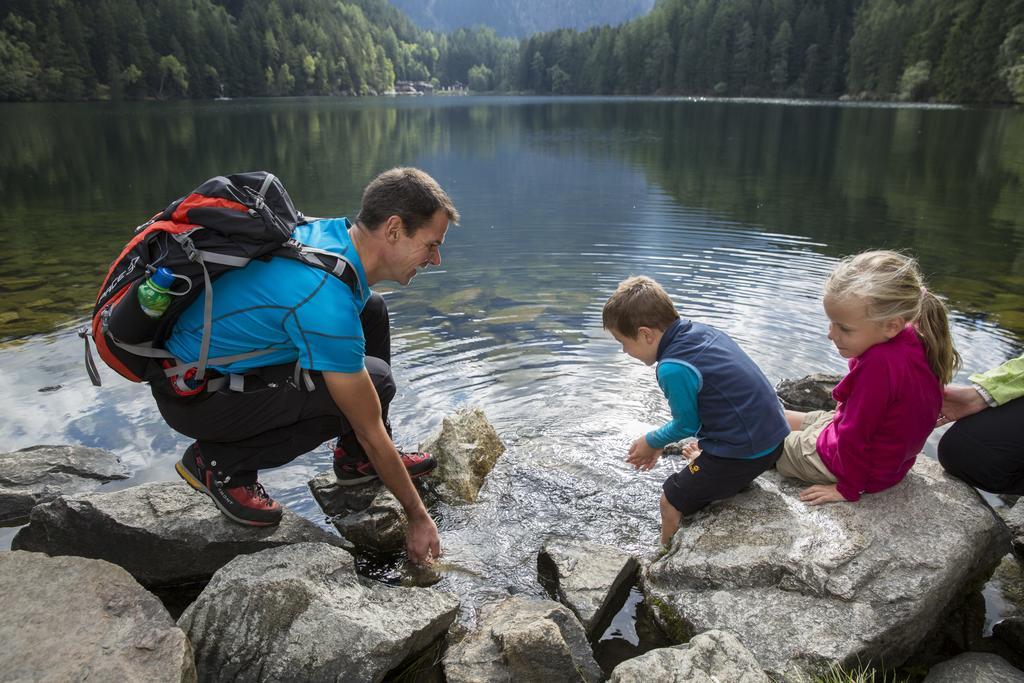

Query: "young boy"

xmin=603 ymin=276 xmax=790 ymax=547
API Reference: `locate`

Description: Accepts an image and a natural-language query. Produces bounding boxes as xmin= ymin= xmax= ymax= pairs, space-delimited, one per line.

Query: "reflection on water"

xmin=0 ymin=97 xmax=1022 ymax=641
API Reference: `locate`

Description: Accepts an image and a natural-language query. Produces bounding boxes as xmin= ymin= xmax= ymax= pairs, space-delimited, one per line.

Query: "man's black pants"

xmin=152 ymin=293 xmax=394 ymax=486
xmin=938 ymin=397 xmax=1024 ymax=495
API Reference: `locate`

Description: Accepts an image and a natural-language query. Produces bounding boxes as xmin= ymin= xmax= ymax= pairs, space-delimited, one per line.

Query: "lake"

xmin=1 ymin=95 xmax=1022 ymax=662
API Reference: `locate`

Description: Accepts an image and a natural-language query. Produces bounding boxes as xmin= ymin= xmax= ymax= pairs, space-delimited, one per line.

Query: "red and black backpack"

xmin=83 ymin=172 xmax=359 ymax=390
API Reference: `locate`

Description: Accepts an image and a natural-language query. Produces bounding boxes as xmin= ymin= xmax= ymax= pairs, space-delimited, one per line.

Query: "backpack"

xmin=82 ymin=171 xmax=360 ymax=391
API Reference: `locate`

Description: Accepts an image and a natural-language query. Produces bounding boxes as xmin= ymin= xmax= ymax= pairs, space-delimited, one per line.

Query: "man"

xmin=154 ymin=167 xmax=456 ymax=564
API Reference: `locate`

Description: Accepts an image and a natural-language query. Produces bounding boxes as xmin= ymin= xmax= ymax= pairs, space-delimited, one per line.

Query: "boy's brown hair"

xmin=602 ymin=275 xmax=679 ymax=338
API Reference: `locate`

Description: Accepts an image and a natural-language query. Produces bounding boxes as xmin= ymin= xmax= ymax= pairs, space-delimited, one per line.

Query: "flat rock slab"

xmin=443 ymin=596 xmax=602 ymax=683
xmin=0 ymin=550 xmax=195 ymax=682
xmin=179 ymin=542 xmax=459 ymax=682
xmin=775 ymin=373 xmax=842 ymax=412
xmin=537 ymin=537 xmax=640 ymax=639
xmin=420 ymin=407 xmax=506 ymax=503
xmin=643 ymin=459 xmax=1009 ymax=680
xmin=608 ymin=629 xmax=769 ymax=682
xmin=11 ymin=481 xmax=345 ymax=588
xmin=923 ymin=653 xmax=1024 ymax=682
xmin=0 ymin=444 xmax=129 ymax=525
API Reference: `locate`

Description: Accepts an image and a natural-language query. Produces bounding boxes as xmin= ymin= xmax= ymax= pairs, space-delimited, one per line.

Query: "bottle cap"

xmin=152 ymin=267 xmax=175 ymax=289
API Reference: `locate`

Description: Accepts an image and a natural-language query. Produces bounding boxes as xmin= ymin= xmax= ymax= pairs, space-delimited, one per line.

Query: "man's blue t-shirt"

xmin=164 ymin=217 xmax=371 ymax=374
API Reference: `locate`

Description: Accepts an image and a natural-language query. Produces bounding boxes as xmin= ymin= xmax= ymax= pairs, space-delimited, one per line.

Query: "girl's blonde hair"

xmin=825 ymin=250 xmax=961 ymax=384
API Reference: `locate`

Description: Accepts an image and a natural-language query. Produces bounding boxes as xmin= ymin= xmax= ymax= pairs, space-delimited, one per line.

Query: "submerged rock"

xmin=179 ymin=542 xmax=459 ymax=682
xmin=775 ymin=373 xmax=842 ymax=412
xmin=443 ymin=596 xmax=602 ymax=683
xmin=608 ymin=629 xmax=768 ymax=683
xmin=643 ymin=459 xmax=1009 ymax=680
xmin=12 ymin=482 xmax=345 ymax=588
xmin=537 ymin=537 xmax=640 ymax=639
xmin=922 ymin=653 xmax=1024 ymax=682
xmin=0 ymin=444 xmax=129 ymax=525
xmin=420 ymin=407 xmax=506 ymax=503
xmin=0 ymin=550 xmax=195 ymax=682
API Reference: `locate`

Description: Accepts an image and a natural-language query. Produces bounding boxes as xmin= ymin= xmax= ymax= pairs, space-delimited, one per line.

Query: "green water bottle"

xmin=138 ymin=267 xmax=175 ymax=318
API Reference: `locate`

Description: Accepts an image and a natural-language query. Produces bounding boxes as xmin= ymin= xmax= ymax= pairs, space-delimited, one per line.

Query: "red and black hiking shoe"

xmin=175 ymin=443 xmax=283 ymax=527
xmin=332 ymin=444 xmax=437 ymax=487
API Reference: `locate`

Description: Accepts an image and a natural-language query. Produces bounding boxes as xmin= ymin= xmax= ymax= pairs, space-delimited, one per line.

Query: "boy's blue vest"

xmin=658 ymin=318 xmax=789 ymax=458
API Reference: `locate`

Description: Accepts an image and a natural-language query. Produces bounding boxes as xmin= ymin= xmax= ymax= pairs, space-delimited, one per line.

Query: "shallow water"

xmin=0 ymin=96 xmax=1022 ymax=659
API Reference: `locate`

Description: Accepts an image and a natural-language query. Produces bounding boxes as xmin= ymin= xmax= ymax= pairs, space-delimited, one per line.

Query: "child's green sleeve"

xmin=969 ymin=353 xmax=1024 ymax=407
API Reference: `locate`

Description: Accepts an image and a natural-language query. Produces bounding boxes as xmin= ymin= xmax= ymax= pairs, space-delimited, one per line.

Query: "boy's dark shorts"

xmin=662 ymin=442 xmax=784 ymax=516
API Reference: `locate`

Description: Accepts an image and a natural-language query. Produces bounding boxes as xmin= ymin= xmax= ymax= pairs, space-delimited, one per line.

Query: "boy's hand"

xmin=627 ymin=437 xmax=662 ymax=471
xmin=799 ymin=484 xmax=848 ymax=506
xmin=681 ymin=442 xmax=702 ymax=462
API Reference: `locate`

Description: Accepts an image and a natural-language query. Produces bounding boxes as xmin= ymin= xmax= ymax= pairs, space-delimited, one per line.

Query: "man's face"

xmin=389 ymin=209 xmax=449 ymax=286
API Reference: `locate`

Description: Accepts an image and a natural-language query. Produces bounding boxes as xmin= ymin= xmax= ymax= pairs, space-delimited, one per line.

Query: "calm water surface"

xmin=1 ymin=96 xmax=1022 ymax=658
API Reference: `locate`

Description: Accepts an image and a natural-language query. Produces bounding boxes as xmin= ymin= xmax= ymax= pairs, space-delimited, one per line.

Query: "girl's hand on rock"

xmin=799 ymin=484 xmax=847 ymax=506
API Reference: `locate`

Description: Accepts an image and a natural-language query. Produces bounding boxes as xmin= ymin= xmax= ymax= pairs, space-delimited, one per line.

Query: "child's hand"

xmin=627 ymin=437 xmax=662 ymax=471
xmin=799 ymin=484 xmax=848 ymax=506
xmin=681 ymin=442 xmax=702 ymax=462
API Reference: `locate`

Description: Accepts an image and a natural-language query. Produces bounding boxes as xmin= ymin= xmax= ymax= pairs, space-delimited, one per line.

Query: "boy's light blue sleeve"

xmin=645 ymin=361 xmax=702 ymax=449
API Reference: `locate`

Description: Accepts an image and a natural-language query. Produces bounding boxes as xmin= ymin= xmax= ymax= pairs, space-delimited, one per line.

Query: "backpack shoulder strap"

xmin=271 ymin=240 xmax=364 ymax=301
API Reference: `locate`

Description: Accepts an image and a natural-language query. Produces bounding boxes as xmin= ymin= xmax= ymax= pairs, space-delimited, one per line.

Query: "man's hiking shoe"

xmin=175 ymin=443 xmax=283 ymax=527
xmin=332 ymin=445 xmax=437 ymax=487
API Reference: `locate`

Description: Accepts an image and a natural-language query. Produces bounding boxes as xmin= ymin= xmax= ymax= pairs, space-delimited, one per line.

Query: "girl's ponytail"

xmin=915 ymin=289 xmax=961 ymax=385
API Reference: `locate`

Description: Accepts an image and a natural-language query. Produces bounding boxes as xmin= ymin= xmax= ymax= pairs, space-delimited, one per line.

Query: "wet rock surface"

xmin=1005 ymin=502 xmax=1024 ymax=559
xmin=608 ymin=629 xmax=768 ymax=683
xmin=537 ymin=537 xmax=640 ymax=639
xmin=0 ymin=444 xmax=129 ymax=525
xmin=179 ymin=542 xmax=459 ymax=682
xmin=923 ymin=652 xmax=1024 ymax=682
xmin=643 ymin=459 xmax=1009 ymax=680
xmin=420 ymin=407 xmax=506 ymax=503
xmin=0 ymin=550 xmax=195 ymax=682
xmin=443 ymin=596 xmax=602 ymax=683
xmin=11 ymin=481 xmax=345 ymax=588
xmin=775 ymin=373 xmax=842 ymax=412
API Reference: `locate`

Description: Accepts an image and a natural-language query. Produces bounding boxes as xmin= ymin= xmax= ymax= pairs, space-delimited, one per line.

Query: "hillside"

xmin=386 ymin=0 xmax=656 ymax=38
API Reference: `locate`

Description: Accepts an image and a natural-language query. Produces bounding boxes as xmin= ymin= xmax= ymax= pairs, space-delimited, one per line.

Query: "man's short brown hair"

xmin=357 ymin=167 xmax=460 ymax=234
xmin=602 ymin=275 xmax=679 ymax=338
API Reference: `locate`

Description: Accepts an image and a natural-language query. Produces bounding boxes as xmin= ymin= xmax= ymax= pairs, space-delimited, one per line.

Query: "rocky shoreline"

xmin=2 ymin=395 xmax=1024 ymax=681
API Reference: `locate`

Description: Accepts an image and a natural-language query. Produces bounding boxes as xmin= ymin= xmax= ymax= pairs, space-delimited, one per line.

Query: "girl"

xmin=777 ymin=250 xmax=961 ymax=505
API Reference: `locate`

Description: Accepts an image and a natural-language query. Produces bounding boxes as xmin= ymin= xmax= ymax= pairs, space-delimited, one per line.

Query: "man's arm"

xmin=323 ymin=369 xmax=440 ymax=565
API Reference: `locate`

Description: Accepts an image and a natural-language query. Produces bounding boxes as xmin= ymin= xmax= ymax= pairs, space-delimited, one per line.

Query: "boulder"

xmin=608 ymin=629 xmax=768 ymax=682
xmin=309 ymin=471 xmax=409 ymax=553
xmin=0 ymin=550 xmax=195 ymax=681
xmin=420 ymin=407 xmax=505 ymax=503
xmin=537 ymin=537 xmax=640 ymax=639
xmin=11 ymin=482 xmax=346 ymax=588
xmin=0 ymin=444 xmax=129 ymax=525
xmin=775 ymin=373 xmax=842 ymax=412
xmin=993 ymin=618 xmax=1024 ymax=662
xmin=178 ymin=542 xmax=458 ymax=682
xmin=922 ymin=653 xmax=1024 ymax=682
xmin=643 ymin=459 xmax=1009 ymax=680
xmin=443 ymin=596 xmax=602 ymax=683
xmin=1004 ymin=502 xmax=1024 ymax=559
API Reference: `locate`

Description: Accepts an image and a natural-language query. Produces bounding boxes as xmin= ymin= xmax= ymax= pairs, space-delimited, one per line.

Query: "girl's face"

xmin=823 ymin=295 xmax=903 ymax=359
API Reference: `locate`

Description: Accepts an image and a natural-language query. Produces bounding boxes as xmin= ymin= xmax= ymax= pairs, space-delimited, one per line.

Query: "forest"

xmin=1 ymin=0 xmax=1022 ymax=104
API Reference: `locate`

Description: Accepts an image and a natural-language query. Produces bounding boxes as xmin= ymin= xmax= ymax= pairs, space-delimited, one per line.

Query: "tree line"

xmin=1 ymin=0 xmax=1022 ymax=103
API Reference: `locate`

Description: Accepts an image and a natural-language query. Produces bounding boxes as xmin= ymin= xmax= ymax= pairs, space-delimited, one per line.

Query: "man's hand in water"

xmin=936 ymin=384 xmax=989 ymax=426
xmin=627 ymin=437 xmax=662 ymax=471
xmin=406 ymin=512 xmax=441 ymax=565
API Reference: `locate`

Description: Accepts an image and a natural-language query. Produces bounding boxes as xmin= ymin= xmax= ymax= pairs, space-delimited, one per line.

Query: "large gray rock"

xmin=608 ymin=629 xmax=769 ymax=683
xmin=994 ymin=617 xmax=1024 ymax=662
xmin=923 ymin=653 xmax=1024 ymax=682
xmin=178 ymin=542 xmax=458 ymax=682
xmin=0 ymin=550 xmax=195 ymax=681
xmin=1004 ymin=502 xmax=1024 ymax=558
xmin=308 ymin=471 xmax=408 ymax=552
xmin=643 ymin=459 xmax=1009 ymax=680
xmin=537 ymin=537 xmax=640 ymax=639
xmin=11 ymin=482 xmax=345 ymax=588
xmin=443 ymin=596 xmax=602 ymax=683
xmin=420 ymin=407 xmax=505 ymax=503
xmin=775 ymin=373 xmax=842 ymax=412
xmin=0 ymin=444 xmax=129 ymax=525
